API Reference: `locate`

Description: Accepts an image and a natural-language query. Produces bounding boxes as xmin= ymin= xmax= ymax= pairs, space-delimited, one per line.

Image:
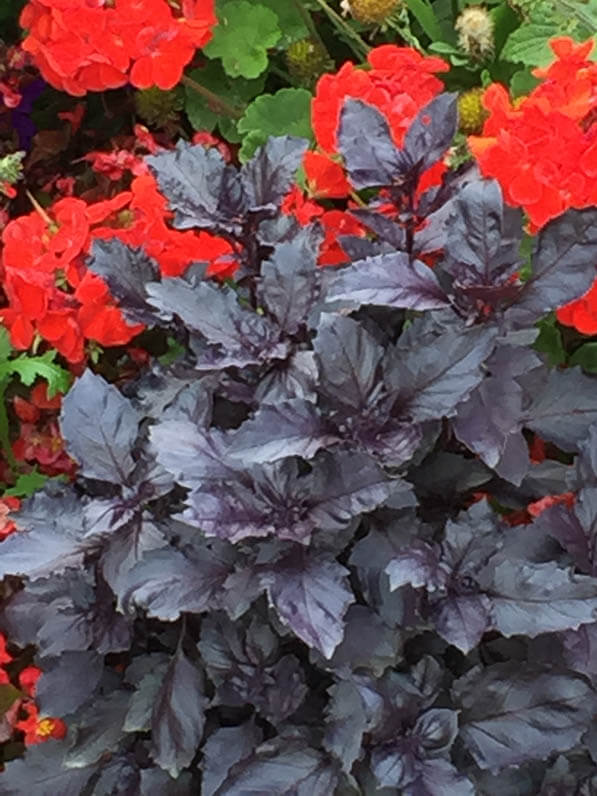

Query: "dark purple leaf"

xmin=140 ymin=768 xmax=194 ymax=794
xmin=120 ymin=544 xmax=233 ymax=620
xmin=313 ymin=313 xmax=383 ymax=410
xmin=35 ymin=651 xmax=103 ymax=717
xmin=325 ymin=252 xmax=449 ymax=311
xmin=61 ymin=370 xmax=139 ymax=484
xmin=443 ymin=179 xmax=520 ymax=283
xmin=146 ymin=141 xmax=231 ymax=231
xmin=150 ymin=648 xmax=208 ymax=777
xmin=386 ymin=540 xmax=445 ymax=592
xmin=228 ymin=399 xmax=338 ymax=464
xmin=416 ymin=759 xmax=476 ymax=796
xmin=100 ymin=516 xmax=169 ymax=604
xmin=390 ymin=327 xmax=496 ymax=421
xmin=318 ymin=605 xmax=401 ymax=677
xmin=0 ymin=743 xmax=96 ymax=796
xmin=201 ymin=721 xmax=263 ymax=796
xmin=146 ymin=278 xmax=285 ymax=367
xmin=87 ymin=238 xmax=159 ymax=325
xmin=517 ymin=208 xmax=597 ymax=320
xmin=485 ymin=560 xmax=597 ymax=638
xmin=338 ymin=99 xmax=404 ymax=189
xmin=0 ymin=487 xmax=90 ymax=580
xmin=258 ymin=228 xmax=321 ymax=334
xmin=65 ymin=690 xmax=131 ymax=768
xmin=351 ymin=208 xmax=406 ymax=249
xmin=241 ymin=135 xmax=309 ymax=211
xmin=214 ymin=740 xmax=340 ymax=796
xmin=403 ymin=93 xmax=458 ymax=175
xmin=262 ymin=551 xmax=354 ymax=658
xmin=198 ymin=614 xmax=307 ymax=722
xmin=524 ymin=367 xmax=597 ymax=452
xmin=454 ymin=663 xmax=597 ymax=771
xmin=151 ymin=421 xmax=235 ymax=488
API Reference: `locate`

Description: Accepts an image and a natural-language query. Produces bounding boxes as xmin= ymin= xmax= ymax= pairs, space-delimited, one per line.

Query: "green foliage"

xmin=184 ymin=61 xmax=265 ymax=141
xmin=1 ymin=349 xmax=72 ymax=398
xmin=237 ymin=88 xmax=314 ymax=161
xmin=502 ymin=21 xmax=565 ymax=66
xmin=249 ymin=0 xmax=311 ymax=47
xmin=204 ymin=0 xmax=281 ymax=79
xmin=0 ymin=684 xmax=21 ymax=716
xmin=569 ymin=343 xmax=597 ymax=372
xmin=3 ymin=470 xmax=53 ymax=499
xmin=534 ymin=314 xmax=567 ymax=366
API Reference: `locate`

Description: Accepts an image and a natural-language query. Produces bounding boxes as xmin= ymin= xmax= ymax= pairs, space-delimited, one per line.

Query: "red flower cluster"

xmin=308 ymin=45 xmax=449 ymax=199
xmin=0 ymin=636 xmax=65 ymax=747
xmin=312 ymin=45 xmax=449 ymax=154
xmin=20 ymin=0 xmax=216 ymax=95
xmin=0 ymin=192 xmax=145 ymax=362
xmin=12 ymin=383 xmax=75 ymax=477
xmin=0 ymin=165 xmax=235 ymax=362
xmin=468 ymin=37 xmax=597 ymax=231
xmin=0 ymin=496 xmax=20 ymax=539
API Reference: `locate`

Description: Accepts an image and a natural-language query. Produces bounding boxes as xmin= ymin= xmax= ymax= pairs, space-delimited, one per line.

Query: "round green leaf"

xmin=238 ymin=88 xmax=314 ymax=161
xmin=204 ymin=0 xmax=281 ymax=79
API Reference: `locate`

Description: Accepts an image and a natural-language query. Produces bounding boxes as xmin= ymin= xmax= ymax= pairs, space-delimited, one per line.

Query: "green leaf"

xmin=6 ymin=350 xmax=71 ymax=397
xmin=248 ymin=0 xmax=310 ymax=46
xmin=534 ymin=314 xmax=567 ymax=366
xmin=204 ymin=0 xmax=281 ymax=79
xmin=405 ymin=0 xmax=444 ymax=42
xmin=184 ymin=61 xmax=265 ymax=140
xmin=501 ymin=22 xmax=563 ymax=66
xmin=158 ymin=337 xmax=186 ymax=366
xmin=238 ymin=87 xmax=314 ymax=161
xmin=569 ymin=343 xmax=597 ymax=372
xmin=0 ymin=684 xmax=21 ymax=716
xmin=0 ymin=327 xmax=13 ymax=362
xmin=490 ymin=3 xmax=521 ymax=56
xmin=509 ymin=68 xmax=541 ymax=98
xmin=4 ymin=470 xmax=52 ymax=499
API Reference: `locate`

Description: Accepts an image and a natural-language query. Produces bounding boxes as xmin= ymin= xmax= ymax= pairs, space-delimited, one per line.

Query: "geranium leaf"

xmin=204 ymin=0 xmax=281 ymax=79
xmin=238 ymin=88 xmax=313 ymax=161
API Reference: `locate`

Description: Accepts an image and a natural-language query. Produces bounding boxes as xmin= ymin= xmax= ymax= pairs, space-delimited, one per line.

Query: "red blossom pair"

xmin=19 ymin=0 xmax=216 ymax=95
xmin=0 ymin=633 xmax=66 ymax=746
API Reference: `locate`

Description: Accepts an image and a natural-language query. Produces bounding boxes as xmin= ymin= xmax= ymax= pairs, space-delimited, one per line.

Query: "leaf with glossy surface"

xmin=60 ymin=370 xmax=139 ymax=484
xmin=241 ymin=135 xmax=308 ymax=211
xmin=454 ymin=663 xmax=597 ymax=771
xmin=338 ymin=99 xmax=404 ymax=189
xmin=325 ymin=252 xmax=449 ymax=311
xmin=151 ymin=648 xmax=208 ymax=777
xmin=262 ymin=552 xmax=354 ymax=658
